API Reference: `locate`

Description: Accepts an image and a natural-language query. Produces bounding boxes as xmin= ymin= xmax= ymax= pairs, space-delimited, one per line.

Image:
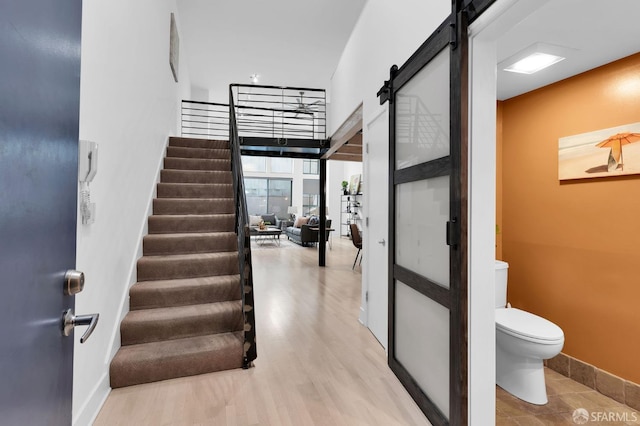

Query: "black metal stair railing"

xmin=228 ymin=87 xmax=257 ymax=367
xmin=181 ymin=100 xmax=229 ymax=140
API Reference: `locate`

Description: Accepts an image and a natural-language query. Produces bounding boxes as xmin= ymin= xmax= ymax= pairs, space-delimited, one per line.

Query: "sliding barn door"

xmin=379 ymin=11 xmax=468 ymax=426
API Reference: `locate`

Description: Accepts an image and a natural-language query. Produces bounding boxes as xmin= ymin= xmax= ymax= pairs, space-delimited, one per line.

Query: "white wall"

xmin=330 ymin=0 xmax=494 ymax=422
xmin=330 ymin=0 xmax=449 ymax=331
xmin=74 ymin=1 xmax=191 ymax=425
xmin=191 ymin=85 xmax=210 ymax=102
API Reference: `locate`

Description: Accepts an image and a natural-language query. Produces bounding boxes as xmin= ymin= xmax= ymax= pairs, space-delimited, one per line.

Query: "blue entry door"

xmin=0 ymin=0 xmax=82 ymax=424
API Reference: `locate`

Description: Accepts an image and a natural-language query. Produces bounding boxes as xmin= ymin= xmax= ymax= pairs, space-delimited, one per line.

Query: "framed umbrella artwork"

xmin=558 ymin=122 xmax=640 ymax=180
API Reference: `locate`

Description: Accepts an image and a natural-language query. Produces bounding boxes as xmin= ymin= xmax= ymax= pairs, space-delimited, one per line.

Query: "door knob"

xmin=378 ymin=238 xmax=386 ymax=246
xmin=64 ymin=270 xmax=85 ymax=295
xmin=62 ymin=309 xmax=99 ymax=343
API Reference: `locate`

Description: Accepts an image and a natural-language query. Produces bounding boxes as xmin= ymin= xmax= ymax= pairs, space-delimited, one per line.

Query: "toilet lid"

xmin=496 ymin=308 xmax=564 ymax=342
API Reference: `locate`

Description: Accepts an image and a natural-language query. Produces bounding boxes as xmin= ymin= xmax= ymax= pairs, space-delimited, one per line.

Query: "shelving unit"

xmin=340 ymin=193 xmax=362 ymax=238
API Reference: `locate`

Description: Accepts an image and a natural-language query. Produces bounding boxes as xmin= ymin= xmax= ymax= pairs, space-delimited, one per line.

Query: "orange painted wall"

xmin=500 ymin=52 xmax=640 ymax=383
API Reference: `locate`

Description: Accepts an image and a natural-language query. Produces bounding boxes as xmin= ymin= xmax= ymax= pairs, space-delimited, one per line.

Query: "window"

xmin=270 ymin=157 xmax=293 ymax=173
xmin=303 ymin=159 xmax=319 ymax=175
xmin=241 ymin=156 xmax=266 ymax=172
xmin=302 ymin=179 xmax=319 ymax=216
xmin=244 ymin=178 xmax=292 ymax=217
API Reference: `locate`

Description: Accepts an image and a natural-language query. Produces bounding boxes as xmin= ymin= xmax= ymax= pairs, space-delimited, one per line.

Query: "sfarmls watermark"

xmin=572 ymin=408 xmax=638 ymax=424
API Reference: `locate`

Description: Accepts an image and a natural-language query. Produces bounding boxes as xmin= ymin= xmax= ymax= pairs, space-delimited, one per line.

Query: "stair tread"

xmin=123 ymin=300 xmax=242 ymax=325
xmin=158 ymin=182 xmax=232 ymax=186
xmin=157 ymin=182 xmax=233 ymax=199
xmin=149 ymin=213 xmax=235 ymax=219
xmin=131 ymin=274 xmax=241 ymax=291
xmin=143 ymin=232 xmax=237 ymax=256
xmin=112 ymin=331 xmax=243 ymax=364
xmin=147 ymin=213 xmax=235 ymax=235
xmin=154 ymin=197 xmax=234 ymax=202
xmin=129 ymin=275 xmax=241 ymax=310
xmin=109 ymin=332 xmax=244 ymax=388
xmin=164 ymin=158 xmax=231 ymax=171
xmin=166 ymin=146 xmax=230 ymax=160
xmin=152 ymin=198 xmax=234 ymax=215
xmin=144 ymin=232 xmax=236 ymax=240
xmin=169 ymin=137 xmax=228 ymax=144
xmin=160 ymin=170 xmax=232 ymax=184
xmin=162 ymin=169 xmax=231 ymax=176
xmin=138 ymin=252 xmax=237 ymax=262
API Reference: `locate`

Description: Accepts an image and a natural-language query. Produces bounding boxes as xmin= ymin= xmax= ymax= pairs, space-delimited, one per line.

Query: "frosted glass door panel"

xmin=395 ymin=280 xmax=450 ymax=418
xmin=396 ymin=176 xmax=450 ymax=288
xmin=395 ymin=49 xmax=450 ymax=170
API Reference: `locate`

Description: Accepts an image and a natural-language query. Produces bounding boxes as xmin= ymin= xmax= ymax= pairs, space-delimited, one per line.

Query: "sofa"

xmin=285 ymin=216 xmax=332 ymax=247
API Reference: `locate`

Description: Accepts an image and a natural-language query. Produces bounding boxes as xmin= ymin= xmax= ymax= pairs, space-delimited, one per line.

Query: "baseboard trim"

xmin=546 ymin=352 xmax=640 ymax=411
xmin=73 ymin=371 xmax=110 ymax=426
xmin=359 ymin=305 xmax=367 ymax=326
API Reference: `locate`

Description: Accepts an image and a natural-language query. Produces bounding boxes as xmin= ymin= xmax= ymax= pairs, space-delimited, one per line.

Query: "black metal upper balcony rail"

xmin=230 ymin=83 xmax=326 ymax=140
xmin=230 ymin=84 xmax=328 ymax=158
xmin=181 ymin=100 xmax=229 ymax=140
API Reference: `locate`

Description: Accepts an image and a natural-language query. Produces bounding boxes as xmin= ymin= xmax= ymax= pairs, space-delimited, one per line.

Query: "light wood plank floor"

xmin=94 ymin=237 xmax=431 ymax=426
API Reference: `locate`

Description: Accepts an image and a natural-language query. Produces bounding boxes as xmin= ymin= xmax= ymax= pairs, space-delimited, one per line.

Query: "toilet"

xmin=495 ymin=260 xmax=564 ymax=405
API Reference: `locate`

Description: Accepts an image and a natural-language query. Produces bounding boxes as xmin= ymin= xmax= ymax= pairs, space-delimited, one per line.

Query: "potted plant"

xmin=341 ymin=180 xmax=349 ymax=195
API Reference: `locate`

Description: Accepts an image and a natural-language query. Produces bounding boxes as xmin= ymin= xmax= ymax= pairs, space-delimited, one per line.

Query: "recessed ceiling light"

xmin=503 ymin=52 xmax=565 ymax=74
xmin=499 ymin=43 xmax=573 ymax=75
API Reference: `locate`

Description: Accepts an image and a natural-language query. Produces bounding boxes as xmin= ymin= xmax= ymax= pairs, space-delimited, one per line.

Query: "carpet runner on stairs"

xmin=109 ymin=137 xmax=245 ymax=388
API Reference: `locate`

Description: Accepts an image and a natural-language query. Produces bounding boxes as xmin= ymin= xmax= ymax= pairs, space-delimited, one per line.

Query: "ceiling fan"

xmin=287 ymin=91 xmax=322 ymax=117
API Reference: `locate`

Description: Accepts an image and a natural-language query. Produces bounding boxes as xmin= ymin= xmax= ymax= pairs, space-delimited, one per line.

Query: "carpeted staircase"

xmin=109 ymin=137 xmax=245 ymax=388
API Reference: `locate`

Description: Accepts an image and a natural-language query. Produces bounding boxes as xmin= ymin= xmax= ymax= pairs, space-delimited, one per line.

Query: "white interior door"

xmin=364 ymin=107 xmax=389 ymax=349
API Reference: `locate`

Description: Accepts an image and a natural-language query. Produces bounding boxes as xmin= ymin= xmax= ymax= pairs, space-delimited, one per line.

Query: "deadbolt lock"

xmin=64 ymin=270 xmax=85 ymax=296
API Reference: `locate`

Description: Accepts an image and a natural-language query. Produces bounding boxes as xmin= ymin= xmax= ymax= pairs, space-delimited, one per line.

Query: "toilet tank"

xmin=495 ymin=260 xmax=509 ymax=308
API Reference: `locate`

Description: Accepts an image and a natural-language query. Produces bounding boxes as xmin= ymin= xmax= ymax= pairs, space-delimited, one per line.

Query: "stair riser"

xmin=157 ymin=183 xmax=233 ymax=199
xmin=153 ymin=199 xmax=234 ymax=215
xmin=137 ymin=254 xmax=239 ymax=281
xmin=129 ymin=277 xmax=242 ymax=310
xmin=164 ymin=158 xmax=230 ymax=171
xmin=160 ymin=170 xmax=232 ymax=184
xmin=143 ymin=234 xmax=237 ymax=256
xmin=120 ymin=304 xmax=243 ymax=346
xmin=109 ymin=332 xmax=244 ymax=389
xmin=167 ymin=146 xmax=230 ymax=160
xmin=148 ymin=215 xmax=235 ymax=234
xmin=169 ymin=138 xmax=229 ymax=150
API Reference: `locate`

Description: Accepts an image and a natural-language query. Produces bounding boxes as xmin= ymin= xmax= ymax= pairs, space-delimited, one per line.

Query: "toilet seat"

xmin=496 ymin=308 xmax=564 ymax=344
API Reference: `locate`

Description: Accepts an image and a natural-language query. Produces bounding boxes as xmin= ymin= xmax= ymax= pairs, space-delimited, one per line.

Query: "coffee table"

xmin=252 ymin=227 xmax=283 ymax=246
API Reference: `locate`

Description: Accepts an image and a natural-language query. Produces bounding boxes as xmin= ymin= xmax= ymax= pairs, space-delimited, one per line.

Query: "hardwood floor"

xmin=94 ymin=237 xmax=431 ymax=426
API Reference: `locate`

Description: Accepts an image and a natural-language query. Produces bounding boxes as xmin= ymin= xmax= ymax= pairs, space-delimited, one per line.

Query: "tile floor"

xmin=497 ymin=368 xmax=640 ymax=425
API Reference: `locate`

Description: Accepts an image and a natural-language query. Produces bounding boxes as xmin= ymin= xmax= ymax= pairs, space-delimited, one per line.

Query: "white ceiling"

xmin=176 ymin=1 xmax=640 ymax=104
xmin=497 ymin=0 xmax=640 ymax=100
xmin=176 ymin=0 xmax=367 ymax=102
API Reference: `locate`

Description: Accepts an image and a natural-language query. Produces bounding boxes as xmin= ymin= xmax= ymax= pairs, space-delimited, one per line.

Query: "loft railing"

xmin=230 ymin=84 xmax=326 ymax=140
xmin=228 ymin=88 xmax=257 ymax=367
xmin=181 ymin=100 xmax=229 ymax=140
